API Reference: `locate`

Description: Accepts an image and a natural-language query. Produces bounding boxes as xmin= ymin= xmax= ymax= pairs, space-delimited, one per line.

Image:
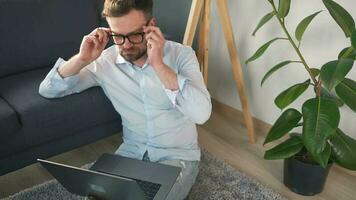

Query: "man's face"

xmin=106 ymin=10 xmax=152 ymax=62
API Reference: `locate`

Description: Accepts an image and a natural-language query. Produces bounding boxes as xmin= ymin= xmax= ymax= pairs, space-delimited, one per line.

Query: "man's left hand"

xmin=143 ymin=26 xmax=178 ymax=90
xmin=144 ymin=26 xmax=166 ymax=68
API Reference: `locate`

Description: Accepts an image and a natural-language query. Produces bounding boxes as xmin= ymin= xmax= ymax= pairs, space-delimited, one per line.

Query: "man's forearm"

xmin=58 ymin=55 xmax=90 ymax=78
xmin=153 ymin=63 xmax=179 ymax=90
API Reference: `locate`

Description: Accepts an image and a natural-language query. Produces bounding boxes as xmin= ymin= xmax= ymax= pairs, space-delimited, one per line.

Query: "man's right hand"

xmin=78 ymin=27 xmax=111 ymax=64
xmin=58 ymin=28 xmax=111 ymax=78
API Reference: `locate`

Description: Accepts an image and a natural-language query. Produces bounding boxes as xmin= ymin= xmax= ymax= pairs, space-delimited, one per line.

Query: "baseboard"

xmin=211 ymin=98 xmax=271 ymax=137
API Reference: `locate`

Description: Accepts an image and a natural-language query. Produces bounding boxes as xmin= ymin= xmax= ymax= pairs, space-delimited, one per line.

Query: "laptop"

xmin=38 ymin=153 xmax=181 ymax=200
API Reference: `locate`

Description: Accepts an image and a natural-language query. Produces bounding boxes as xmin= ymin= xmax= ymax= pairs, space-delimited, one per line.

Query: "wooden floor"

xmin=1 ymin=99 xmax=356 ymax=199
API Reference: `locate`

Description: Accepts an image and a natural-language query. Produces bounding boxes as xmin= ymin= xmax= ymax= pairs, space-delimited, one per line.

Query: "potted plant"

xmin=246 ymin=0 xmax=356 ymax=196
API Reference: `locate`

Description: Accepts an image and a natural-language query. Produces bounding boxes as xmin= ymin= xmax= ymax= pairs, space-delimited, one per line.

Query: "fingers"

xmin=147 ymin=38 xmax=157 ymax=50
xmin=144 ymin=26 xmax=165 ymax=40
xmin=96 ymin=28 xmax=107 ymax=43
xmin=84 ymin=35 xmax=101 ymax=49
xmin=144 ymin=26 xmax=165 ymax=50
xmin=146 ymin=31 xmax=161 ymax=42
xmin=98 ymin=27 xmax=112 ymax=40
xmin=89 ymin=36 xmax=100 ymax=48
xmin=99 ymin=27 xmax=112 ymax=33
xmin=89 ymin=27 xmax=111 ymax=35
xmin=87 ymin=27 xmax=112 ymax=50
xmin=89 ymin=27 xmax=111 ymax=43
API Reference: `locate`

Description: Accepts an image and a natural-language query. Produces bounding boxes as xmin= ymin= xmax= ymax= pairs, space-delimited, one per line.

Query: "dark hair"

xmin=102 ymin=0 xmax=153 ymax=19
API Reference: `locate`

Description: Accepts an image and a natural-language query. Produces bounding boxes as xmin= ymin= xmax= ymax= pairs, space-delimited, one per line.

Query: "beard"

xmin=119 ymin=45 xmax=147 ymax=62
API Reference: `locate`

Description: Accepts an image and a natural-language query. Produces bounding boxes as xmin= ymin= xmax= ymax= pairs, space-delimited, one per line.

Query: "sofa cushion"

xmin=0 ymin=121 xmax=122 ymax=176
xmin=0 ymin=98 xmax=21 ymax=139
xmin=0 ymin=67 xmax=121 ymax=149
xmin=0 ymin=0 xmax=103 ymax=78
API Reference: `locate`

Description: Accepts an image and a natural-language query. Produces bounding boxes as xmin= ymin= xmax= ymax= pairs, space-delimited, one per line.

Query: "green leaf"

xmin=320 ymin=87 xmax=344 ymax=107
xmin=252 ymin=12 xmax=275 ymax=36
xmin=261 ymin=61 xmax=293 ymax=86
xmin=323 ymin=0 xmax=355 ymax=37
xmin=277 ymin=0 xmax=291 ymax=18
xmin=313 ymin=143 xmax=331 ymax=168
xmin=335 ymin=78 xmax=356 ymax=112
xmin=320 ymin=59 xmax=354 ymax=91
xmin=246 ymin=38 xmax=282 ymax=64
xmin=352 ymin=29 xmax=356 ymax=49
xmin=338 ymin=47 xmax=356 ymax=60
xmin=310 ymin=68 xmax=321 ymax=78
xmin=264 ymin=135 xmax=304 ymax=160
xmin=275 ymin=79 xmax=310 ymax=109
xmin=290 ymin=132 xmax=302 ymax=138
xmin=295 ymin=11 xmax=323 ymax=41
xmin=330 ymin=129 xmax=356 ymax=170
xmin=302 ymin=97 xmax=340 ymax=156
xmin=264 ymin=108 xmax=302 ymax=144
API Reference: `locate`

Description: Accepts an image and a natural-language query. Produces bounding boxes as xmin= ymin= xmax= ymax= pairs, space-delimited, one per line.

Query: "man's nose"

xmin=122 ymin=38 xmax=133 ymax=49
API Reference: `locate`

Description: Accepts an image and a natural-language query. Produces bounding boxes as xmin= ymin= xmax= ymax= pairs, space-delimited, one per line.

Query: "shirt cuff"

xmin=164 ymin=75 xmax=188 ymax=106
xmin=49 ymin=58 xmax=80 ymax=87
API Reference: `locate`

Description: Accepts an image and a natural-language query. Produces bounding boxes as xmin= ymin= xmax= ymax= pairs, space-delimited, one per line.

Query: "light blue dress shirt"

xmin=39 ymin=40 xmax=212 ymax=162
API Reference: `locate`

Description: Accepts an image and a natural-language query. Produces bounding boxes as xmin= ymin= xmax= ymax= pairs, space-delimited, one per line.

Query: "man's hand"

xmin=144 ymin=26 xmax=166 ymax=68
xmin=78 ymin=27 xmax=111 ymax=65
xmin=58 ymin=27 xmax=111 ymax=78
xmin=143 ymin=26 xmax=178 ymax=90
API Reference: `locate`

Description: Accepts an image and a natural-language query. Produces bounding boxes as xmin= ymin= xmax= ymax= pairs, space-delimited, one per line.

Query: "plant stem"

xmin=269 ymin=2 xmax=318 ymax=85
xmin=292 ymin=61 xmax=303 ymax=63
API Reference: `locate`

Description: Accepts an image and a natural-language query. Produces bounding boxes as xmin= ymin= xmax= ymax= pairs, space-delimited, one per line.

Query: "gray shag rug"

xmin=2 ymin=151 xmax=287 ymax=200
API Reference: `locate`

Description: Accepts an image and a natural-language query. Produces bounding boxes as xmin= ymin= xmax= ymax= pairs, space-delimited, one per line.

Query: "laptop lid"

xmin=37 ymin=159 xmax=146 ymax=200
xmin=90 ymin=154 xmax=181 ymax=200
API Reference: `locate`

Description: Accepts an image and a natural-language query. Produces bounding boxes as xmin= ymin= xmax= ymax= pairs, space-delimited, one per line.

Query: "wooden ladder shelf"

xmin=183 ymin=0 xmax=256 ymax=144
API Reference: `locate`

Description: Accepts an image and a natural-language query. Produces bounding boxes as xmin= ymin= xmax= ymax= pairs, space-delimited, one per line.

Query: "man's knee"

xmin=161 ymin=160 xmax=200 ymax=200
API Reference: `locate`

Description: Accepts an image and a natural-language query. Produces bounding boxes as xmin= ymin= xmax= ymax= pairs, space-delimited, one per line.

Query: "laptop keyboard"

xmin=135 ymin=179 xmax=161 ymax=200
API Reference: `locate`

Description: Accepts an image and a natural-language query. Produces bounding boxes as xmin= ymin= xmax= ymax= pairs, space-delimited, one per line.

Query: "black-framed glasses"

xmin=110 ymin=32 xmax=146 ymax=45
xmin=109 ymin=19 xmax=151 ymax=45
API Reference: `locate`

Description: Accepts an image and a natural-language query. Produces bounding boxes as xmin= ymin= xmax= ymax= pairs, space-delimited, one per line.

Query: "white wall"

xmin=207 ymin=0 xmax=356 ymax=138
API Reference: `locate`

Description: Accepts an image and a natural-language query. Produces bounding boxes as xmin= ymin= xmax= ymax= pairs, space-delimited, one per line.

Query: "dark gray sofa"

xmin=0 ymin=0 xmax=122 ymax=176
xmin=0 ymin=0 xmax=192 ymax=176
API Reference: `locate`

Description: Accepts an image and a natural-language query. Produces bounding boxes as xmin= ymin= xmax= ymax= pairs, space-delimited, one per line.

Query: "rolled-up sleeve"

xmin=174 ymin=46 xmax=212 ymax=124
xmin=39 ymin=58 xmax=99 ymax=98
